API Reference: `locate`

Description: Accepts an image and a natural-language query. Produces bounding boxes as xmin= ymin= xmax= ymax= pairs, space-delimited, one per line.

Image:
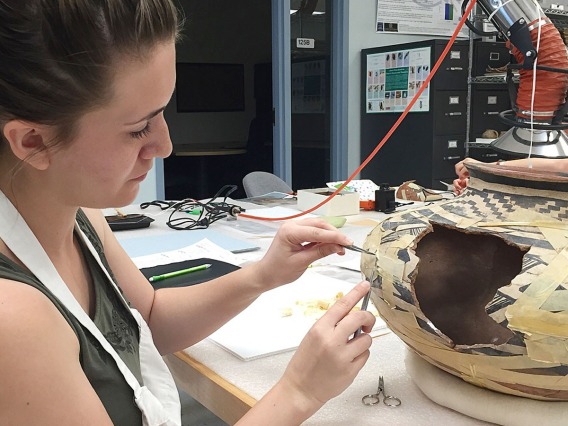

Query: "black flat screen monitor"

xmin=175 ymin=63 xmax=245 ymax=113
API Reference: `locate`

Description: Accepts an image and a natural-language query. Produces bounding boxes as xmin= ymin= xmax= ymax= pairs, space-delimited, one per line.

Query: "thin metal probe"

xmin=353 ymin=269 xmax=376 ymax=338
xmin=343 ymin=244 xmax=375 ymax=256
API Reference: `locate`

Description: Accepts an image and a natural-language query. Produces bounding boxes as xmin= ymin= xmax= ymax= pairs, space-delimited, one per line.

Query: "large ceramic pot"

xmin=363 ymin=160 xmax=568 ymax=400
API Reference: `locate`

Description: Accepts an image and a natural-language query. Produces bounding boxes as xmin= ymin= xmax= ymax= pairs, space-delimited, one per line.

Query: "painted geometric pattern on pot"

xmin=375 ymin=270 xmax=415 ymax=306
xmin=486 ymin=292 xmax=517 ymax=315
xmin=380 ymin=212 xmax=429 ymax=229
xmin=380 ymin=223 xmax=429 ymax=245
xmin=443 ymin=189 xmax=568 ymax=221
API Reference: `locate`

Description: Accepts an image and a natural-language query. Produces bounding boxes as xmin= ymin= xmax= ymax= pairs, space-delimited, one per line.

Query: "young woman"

xmin=0 ymin=1 xmax=376 ymax=425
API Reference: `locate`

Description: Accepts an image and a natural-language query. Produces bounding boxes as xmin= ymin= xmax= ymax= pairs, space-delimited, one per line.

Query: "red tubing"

xmin=240 ymin=0 xmax=479 ymax=222
xmin=510 ymin=18 xmax=568 ymax=121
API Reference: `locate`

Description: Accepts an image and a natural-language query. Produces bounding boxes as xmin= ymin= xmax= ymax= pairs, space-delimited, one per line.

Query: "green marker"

xmin=149 ymin=263 xmax=212 ymax=282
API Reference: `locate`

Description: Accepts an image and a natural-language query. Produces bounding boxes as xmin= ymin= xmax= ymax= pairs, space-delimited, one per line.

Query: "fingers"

xmin=453 ymin=177 xmax=468 ymax=195
xmin=454 ymin=158 xmax=474 ymax=181
xmin=319 ymin=281 xmax=371 ymax=328
xmin=275 ymin=220 xmax=353 ymax=263
xmin=282 ymin=219 xmax=353 ymax=247
xmin=322 ymin=281 xmax=376 ymax=359
xmin=300 ymin=241 xmax=346 ymax=259
xmin=452 ymin=178 xmax=462 ymax=195
xmin=293 ymin=217 xmax=340 ymax=231
xmin=454 ymin=160 xmax=464 ymax=175
xmin=455 ymin=164 xmax=468 ymax=179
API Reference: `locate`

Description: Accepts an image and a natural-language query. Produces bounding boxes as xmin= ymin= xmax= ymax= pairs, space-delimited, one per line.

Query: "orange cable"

xmin=240 ymin=0 xmax=478 ymax=221
xmin=511 ymin=20 xmax=568 ymax=120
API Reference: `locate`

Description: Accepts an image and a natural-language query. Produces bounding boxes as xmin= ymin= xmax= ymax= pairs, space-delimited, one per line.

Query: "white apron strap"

xmin=76 ymin=227 xmax=181 ymax=426
xmin=0 ymin=193 xmax=180 ymax=426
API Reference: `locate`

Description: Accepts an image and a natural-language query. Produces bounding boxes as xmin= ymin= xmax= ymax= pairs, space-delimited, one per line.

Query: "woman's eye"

xmin=130 ymin=122 xmax=151 ymax=139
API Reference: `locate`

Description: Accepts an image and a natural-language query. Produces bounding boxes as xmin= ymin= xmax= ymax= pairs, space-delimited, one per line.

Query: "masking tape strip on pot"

xmin=525 ymin=334 xmax=568 ymax=365
xmin=540 ymin=227 xmax=568 ymax=252
xmin=507 ymin=248 xmax=568 ymax=338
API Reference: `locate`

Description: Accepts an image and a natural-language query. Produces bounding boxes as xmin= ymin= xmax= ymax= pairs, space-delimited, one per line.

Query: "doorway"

xmin=163 ymin=0 xmax=333 ymax=199
xmin=290 ymin=0 xmax=332 ymax=190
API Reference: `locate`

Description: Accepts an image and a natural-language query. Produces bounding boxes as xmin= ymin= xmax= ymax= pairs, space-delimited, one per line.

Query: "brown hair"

xmin=0 ymin=0 xmax=181 ymax=146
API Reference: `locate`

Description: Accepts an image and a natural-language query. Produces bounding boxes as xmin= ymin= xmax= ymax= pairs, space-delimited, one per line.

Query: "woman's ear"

xmin=2 ymin=120 xmax=52 ymax=170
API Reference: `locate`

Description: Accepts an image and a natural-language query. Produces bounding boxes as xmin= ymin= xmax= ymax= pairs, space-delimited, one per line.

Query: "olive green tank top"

xmin=0 ymin=210 xmax=143 ymax=424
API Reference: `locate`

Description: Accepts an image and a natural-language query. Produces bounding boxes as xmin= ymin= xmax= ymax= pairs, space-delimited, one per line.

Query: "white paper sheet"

xmin=208 ymin=271 xmax=388 ymax=361
xmin=118 ymin=228 xmax=260 ymax=257
xmin=132 ymin=238 xmax=244 ymax=269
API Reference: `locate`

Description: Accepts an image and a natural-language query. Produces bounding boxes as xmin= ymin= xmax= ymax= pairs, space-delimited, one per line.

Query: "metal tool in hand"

xmin=344 ymin=244 xmax=376 ymax=256
xmin=362 ymin=376 xmax=401 ymax=407
xmin=353 ymin=249 xmax=378 ymax=338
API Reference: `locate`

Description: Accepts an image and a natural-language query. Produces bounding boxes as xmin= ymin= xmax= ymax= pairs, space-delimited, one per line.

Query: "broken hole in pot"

xmin=414 ymin=223 xmax=527 ymax=346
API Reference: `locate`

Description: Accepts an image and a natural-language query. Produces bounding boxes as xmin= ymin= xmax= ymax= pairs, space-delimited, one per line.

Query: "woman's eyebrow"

xmin=124 ymin=106 xmax=167 ymax=125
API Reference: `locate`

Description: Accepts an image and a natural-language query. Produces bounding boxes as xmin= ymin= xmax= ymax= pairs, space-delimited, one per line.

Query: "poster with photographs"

xmin=375 ymin=0 xmax=468 ymax=37
xmin=291 ymin=59 xmax=326 ymax=114
xmin=366 ymin=46 xmax=430 ymax=113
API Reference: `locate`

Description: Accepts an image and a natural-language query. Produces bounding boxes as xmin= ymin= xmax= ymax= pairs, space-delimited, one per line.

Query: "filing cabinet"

xmin=470 ymin=86 xmax=512 ymax=140
xmin=434 ymin=41 xmax=469 ymax=90
xmin=360 ymin=39 xmax=468 ymax=191
xmin=432 ymin=135 xmax=466 ymax=179
xmin=472 ymin=41 xmax=511 ymax=76
xmin=468 ymin=41 xmax=515 ymax=147
xmin=434 ymin=90 xmax=468 ymax=135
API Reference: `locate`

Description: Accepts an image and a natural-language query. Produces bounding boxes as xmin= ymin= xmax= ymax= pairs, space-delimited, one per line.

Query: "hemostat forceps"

xmin=362 ymin=376 xmax=401 ymax=407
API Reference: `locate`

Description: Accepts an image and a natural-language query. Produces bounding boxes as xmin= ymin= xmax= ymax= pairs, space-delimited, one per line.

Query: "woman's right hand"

xmin=235 ymin=281 xmax=376 ymax=425
xmin=279 ymin=281 xmax=376 ymax=409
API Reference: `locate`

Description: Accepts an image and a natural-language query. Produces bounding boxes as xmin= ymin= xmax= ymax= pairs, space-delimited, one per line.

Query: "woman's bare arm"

xmin=0 ymin=280 xmax=113 ymax=425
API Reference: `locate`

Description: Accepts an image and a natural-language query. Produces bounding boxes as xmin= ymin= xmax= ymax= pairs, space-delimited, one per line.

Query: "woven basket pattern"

xmin=365 ymin=164 xmax=568 ymax=400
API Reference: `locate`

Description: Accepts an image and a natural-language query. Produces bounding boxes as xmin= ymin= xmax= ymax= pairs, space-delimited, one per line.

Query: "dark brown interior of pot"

xmin=414 ymin=223 xmax=527 ymax=346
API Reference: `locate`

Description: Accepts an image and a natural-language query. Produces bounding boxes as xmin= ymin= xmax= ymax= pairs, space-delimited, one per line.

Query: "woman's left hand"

xmin=255 ymin=218 xmax=353 ymax=290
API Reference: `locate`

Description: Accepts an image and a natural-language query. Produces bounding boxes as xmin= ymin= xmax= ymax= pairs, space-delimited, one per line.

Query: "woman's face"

xmin=47 ymin=42 xmax=176 ymax=208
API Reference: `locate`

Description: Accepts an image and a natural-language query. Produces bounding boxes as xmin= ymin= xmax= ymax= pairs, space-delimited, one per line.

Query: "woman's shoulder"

xmin=0 ymin=278 xmax=79 ymax=348
xmin=78 ymin=208 xmax=107 ymax=238
xmin=0 ymin=279 xmax=94 ymax=424
xmin=77 ymin=207 xmax=113 ymax=254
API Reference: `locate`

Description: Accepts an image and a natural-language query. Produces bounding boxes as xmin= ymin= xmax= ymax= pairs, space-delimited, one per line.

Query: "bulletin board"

xmin=291 ymin=58 xmax=327 ymax=114
xmin=365 ymin=45 xmax=431 ymax=113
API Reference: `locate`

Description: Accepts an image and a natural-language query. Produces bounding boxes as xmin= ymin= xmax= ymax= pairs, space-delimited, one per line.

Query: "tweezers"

xmin=353 ymin=268 xmax=377 ymax=338
xmin=344 ymin=245 xmax=375 ymax=256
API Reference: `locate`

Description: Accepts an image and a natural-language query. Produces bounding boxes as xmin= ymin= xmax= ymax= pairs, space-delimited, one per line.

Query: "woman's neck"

xmin=0 ymin=175 xmax=79 ymax=258
xmin=0 ymin=183 xmax=95 ymax=316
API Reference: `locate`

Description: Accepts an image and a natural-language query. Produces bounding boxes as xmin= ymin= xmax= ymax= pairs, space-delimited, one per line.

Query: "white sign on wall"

xmin=296 ymin=38 xmax=315 ymax=49
xmin=376 ymin=0 xmax=468 ymax=37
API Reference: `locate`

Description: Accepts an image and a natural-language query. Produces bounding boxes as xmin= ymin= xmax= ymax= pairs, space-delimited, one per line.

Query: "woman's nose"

xmin=141 ymin=116 xmax=173 ymax=159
